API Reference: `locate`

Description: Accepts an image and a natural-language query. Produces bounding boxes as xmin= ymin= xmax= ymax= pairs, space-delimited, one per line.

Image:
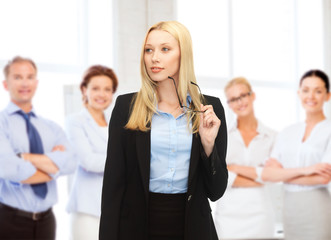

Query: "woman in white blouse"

xmin=262 ymin=69 xmax=331 ymax=240
xmin=65 ymin=65 xmax=118 ymax=240
xmin=213 ymin=77 xmax=277 ymax=239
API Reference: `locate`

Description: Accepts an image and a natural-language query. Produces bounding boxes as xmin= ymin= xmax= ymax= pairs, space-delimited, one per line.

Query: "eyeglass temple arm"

xmin=168 ymin=76 xmax=184 ymax=108
xmin=190 ymin=81 xmax=202 ymax=94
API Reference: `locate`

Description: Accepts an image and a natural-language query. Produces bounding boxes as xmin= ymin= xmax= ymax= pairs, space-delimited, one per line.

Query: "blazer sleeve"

xmin=200 ymin=96 xmax=228 ymax=201
xmin=99 ymin=95 xmax=128 ymax=240
xmin=65 ymin=115 xmax=106 ymax=173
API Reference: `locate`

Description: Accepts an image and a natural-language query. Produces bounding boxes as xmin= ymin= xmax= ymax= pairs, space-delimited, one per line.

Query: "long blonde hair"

xmin=224 ymin=77 xmax=253 ymax=93
xmin=126 ymin=21 xmax=203 ymax=133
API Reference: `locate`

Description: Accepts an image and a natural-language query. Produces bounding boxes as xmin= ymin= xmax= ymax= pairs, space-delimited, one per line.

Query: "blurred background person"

xmin=262 ymin=69 xmax=331 ymax=240
xmin=212 ymin=77 xmax=277 ymax=240
xmin=65 ymin=65 xmax=118 ymax=240
xmin=0 ymin=56 xmax=75 ymax=240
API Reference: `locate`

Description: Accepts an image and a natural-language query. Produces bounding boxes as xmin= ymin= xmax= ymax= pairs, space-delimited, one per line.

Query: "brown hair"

xmin=3 ymin=56 xmax=37 ymax=78
xmin=80 ymin=65 xmax=118 ymax=102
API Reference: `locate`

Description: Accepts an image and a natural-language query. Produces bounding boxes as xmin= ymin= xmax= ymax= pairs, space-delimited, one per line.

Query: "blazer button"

xmin=187 ymin=195 xmax=192 ymax=201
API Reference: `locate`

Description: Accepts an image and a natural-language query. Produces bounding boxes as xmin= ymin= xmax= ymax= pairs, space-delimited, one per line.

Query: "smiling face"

xmin=226 ymin=83 xmax=255 ymax=117
xmin=143 ymin=30 xmax=181 ymax=82
xmin=298 ymin=76 xmax=331 ymax=114
xmin=83 ymin=75 xmax=114 ymax=112
xmin=3 ymin=61 xmax=38 ymax=109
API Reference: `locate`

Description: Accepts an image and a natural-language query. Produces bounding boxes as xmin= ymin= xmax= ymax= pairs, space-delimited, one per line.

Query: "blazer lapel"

xmin=82 ymin=108 xmax=108 ymax=142
xmin=188 ymin=133 xmax=200 ymax=189
xmin=136 ymin=130 xmax=151 ymax=202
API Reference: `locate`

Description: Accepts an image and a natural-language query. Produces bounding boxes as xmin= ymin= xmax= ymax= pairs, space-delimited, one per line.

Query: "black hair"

xmin=300 ymin=69 xmax=330 ymax=93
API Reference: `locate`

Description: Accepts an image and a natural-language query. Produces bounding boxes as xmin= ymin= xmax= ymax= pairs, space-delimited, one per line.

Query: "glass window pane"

xmin=254 ymin=87 xmax=298 ymax=131
xmin=0 ymin=87 xmax=9 ymax=110
xmin=232 ymin=0 xmax=295 ymax=82
xmin=34 ymin=71 xmax=81 ymax=125
xmin=203 ymin=86 xmax=298 ymax=131
xmin=0 ymin=0 xmax=81 ymax=65
xmin=87 ymin=0 xmax=113 ymax=66
xmin=177 ymin=0 xmax=230 ymax=78
xmin=297 ymin=0 xmax=324 ymax=74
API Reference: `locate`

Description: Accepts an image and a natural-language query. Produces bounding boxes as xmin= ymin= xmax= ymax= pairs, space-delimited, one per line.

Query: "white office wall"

xmin=0 ymin=1 xmax=113 ymax=239
xmin=0 ymin=0 xmax=113 ymax=125
xmin=177 ymin=0 xmax=328 ymax=131
xmin=1 ymin=0 xmax=331 ymax=239
xmin=111 ymin=0 xmax=176 ymax=94
xmin=1 ymin=0 xmax=330 ymax=126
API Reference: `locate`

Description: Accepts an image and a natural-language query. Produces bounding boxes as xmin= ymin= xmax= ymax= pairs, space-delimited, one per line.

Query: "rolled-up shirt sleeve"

xmin=227 ymin=171 xmax=237 ymax=188
xmin=321 ymin=135 xmax=331 ymax=164
xmin=0 ymin=127 xmax=37 ymax=182
xmin=44 ymin=122 xmax=76 ymax=178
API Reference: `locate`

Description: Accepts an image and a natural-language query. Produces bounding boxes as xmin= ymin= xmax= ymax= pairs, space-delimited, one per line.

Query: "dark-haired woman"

xmin=65 ymin=65 xmax=118 ymax=240
xmin=262 ymin=69 xmax=331 ymax=239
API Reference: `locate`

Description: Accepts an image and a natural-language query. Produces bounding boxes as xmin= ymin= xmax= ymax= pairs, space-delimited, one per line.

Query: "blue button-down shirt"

xmin=149 ymin=101 xmax=193 ymax=194
xmin=0 ymin=102 xmax=75 ymax=212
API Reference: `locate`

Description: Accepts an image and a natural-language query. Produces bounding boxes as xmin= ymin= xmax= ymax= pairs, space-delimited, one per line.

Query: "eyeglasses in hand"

xmin=168 ymin=76 xmax=206 ymax=113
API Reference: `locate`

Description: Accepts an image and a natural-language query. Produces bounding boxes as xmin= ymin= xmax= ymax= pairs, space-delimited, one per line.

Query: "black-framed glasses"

xmin=168 ymin=76 xmax=206 ymax=113
xmin=227 ymin=92 xmax=252 ymax=104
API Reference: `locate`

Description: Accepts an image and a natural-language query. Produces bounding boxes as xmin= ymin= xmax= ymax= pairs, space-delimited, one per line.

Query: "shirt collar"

xmin=6 ymin=101 xmax=38 ymax=117
xmin=155 ymin=94 xmax=192 ymax=114
xmin=81 ymin=107 xmax=110 ymax=123
xmin=228 ymin=118 xmax=272 ymax=137
xmin=228 ymin=120 xmax=238 ymax=133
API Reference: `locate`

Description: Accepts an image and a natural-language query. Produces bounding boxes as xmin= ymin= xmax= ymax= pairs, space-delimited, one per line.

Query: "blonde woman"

xmin=213 ymin=77 xmax=277 ymax=239
xmin=99 ymin=21 xmax=228 ymax=240
xmin=262 ymin=69 xmax=331 ymax=240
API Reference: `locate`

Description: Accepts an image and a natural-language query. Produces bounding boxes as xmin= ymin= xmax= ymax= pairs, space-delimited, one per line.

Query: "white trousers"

xmin=283 ymin=188 xmax=331 ymax=240
xmin=70 ymin=212 xmax=100 ymax=240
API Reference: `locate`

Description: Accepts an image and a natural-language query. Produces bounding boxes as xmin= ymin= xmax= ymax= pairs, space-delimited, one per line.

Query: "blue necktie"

xmin=17 ymin=110 xmax=48 ymax=199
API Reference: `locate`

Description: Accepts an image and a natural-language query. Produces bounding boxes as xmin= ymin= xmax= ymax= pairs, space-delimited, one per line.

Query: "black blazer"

xmin=99 ymin=93 xmax=228 ymax=240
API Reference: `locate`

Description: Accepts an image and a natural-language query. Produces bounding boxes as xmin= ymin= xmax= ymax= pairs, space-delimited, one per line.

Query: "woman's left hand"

xmin=199 ymin=104 xmax=221 ymax=157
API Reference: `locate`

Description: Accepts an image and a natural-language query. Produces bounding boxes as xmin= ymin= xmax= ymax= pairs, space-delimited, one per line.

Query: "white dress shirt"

xmin=271 ymin=119 xmax=331 ymax=192
xmin=65 ymin=108 xmax=109 ymax=217
xmin=212 ymin=120 xmax=277 ymax=239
